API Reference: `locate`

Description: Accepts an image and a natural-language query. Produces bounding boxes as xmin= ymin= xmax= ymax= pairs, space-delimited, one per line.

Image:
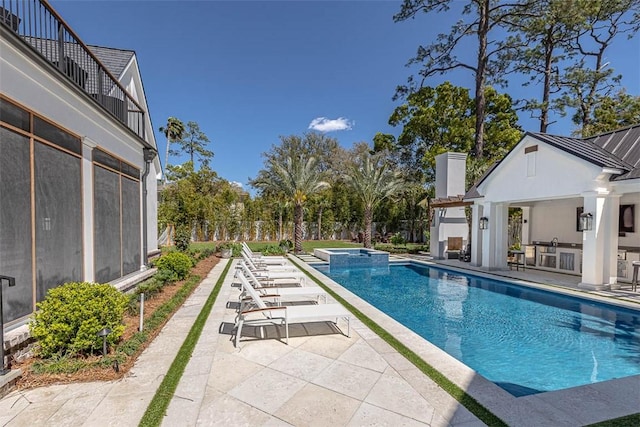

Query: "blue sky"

xmin=51 ymin=1 xmax=640 ymax=190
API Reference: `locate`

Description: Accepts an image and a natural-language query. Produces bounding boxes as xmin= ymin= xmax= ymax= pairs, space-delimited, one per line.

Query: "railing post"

xmin=57 ymin=22 xmax=64 ymax=72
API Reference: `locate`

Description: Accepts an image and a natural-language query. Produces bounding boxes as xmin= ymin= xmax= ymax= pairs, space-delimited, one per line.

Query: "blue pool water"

xmin=314 ymin=263 xmax=640 ymax=396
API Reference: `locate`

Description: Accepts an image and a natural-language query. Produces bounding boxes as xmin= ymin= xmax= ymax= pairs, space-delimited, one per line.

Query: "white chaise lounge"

xmin=236 ymin=267 xmax=327 ymax=311
xmin=241 ymin=242 xmax=288 ymax=265
xmin=234 ymin=273 xmax=351 ymax=347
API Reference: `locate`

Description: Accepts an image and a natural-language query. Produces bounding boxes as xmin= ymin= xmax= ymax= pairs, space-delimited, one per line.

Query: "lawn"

xmin=188 ymin=240 xmax=363 ymax=253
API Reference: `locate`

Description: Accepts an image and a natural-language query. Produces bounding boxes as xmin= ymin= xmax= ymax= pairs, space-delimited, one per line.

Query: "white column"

xmin=480 ymin=202 xmax=509 ymax=270
xmin=471 ymin=204 xmax=483 ymax=266
xmin=604 ymin=194 xmax=621 ymax=288
xmin=580 ymin=190 xmax=618 ymax=290
xmin=521 ymin=206 xmax=531 ymax=245
xmin=430 ymin=208 xmax=442 ymax=259
xmin=81 ymin=137 xmax=96 ymax=283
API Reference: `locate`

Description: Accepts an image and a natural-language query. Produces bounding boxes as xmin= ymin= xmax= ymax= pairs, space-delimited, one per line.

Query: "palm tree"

xmin=159 ymin=117 xmax=185 ymax=183
xmin=345 ymin=152 xmax=405 ymax=249
xmin=253 ymin=156 xmax=329 ymax=253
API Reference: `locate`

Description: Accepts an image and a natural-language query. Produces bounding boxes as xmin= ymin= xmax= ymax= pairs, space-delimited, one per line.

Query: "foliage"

xmin=154 ymin=252 xmax=194 ymax=280
xmin=394 ymin=0 xmax=530 ymax=158
xmin=260 ymin=244 xmax=288 ymax=256
xmin=279 ymin=239 xmax=294 ymax=251
xmin=389 ymin=82 xmax=522 ymax=182
xmin=174 ymin=224 xmax=192 ymax=252
xmin=30 ymin=282 xmax=128 ymax=358
xmin=344 ymin=151 xmax=405 ymax=248
xmin=170 ymin=121 xmax=214 ymax=168
xmin=390 ymin=232 xmax=406 ymax=246
xmin=159 ymin=117 xmax=185 ymax=181
xmin=582 ymin=90 xmax=640 ymax=136
xmin=216 ymin=242 xmax=242 ymax=257
xmin=251 ymin=152 xmax=330 ymax=253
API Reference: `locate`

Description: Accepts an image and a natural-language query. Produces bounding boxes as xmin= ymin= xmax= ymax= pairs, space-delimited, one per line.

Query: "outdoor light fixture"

xmin=479 ymin=217 xmax=489 ymax=230
xmin=580 ymin=212 xmax=593 ymax=231
xmin=97 ymin=327 xmax=112 ymax=356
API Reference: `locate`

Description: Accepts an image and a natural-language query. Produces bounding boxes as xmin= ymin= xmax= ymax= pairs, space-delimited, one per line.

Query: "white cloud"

xmin=308 ymin=117 xmax=354 ymax=132
xmin=230 ymin=181 xmax=243 ymax=188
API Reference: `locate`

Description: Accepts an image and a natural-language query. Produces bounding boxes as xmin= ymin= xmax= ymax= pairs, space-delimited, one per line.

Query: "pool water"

xmin=314 ymin=263 xmax=640 ymax=396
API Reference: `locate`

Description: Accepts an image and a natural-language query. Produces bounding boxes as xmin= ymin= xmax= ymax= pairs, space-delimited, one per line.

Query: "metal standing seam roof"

xmin=586 ymin=125 xmax=640 ymax=180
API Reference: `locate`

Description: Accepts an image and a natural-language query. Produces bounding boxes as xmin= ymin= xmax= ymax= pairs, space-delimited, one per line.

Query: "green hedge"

xmin=30 ymin=282 xmax=128 ymax=357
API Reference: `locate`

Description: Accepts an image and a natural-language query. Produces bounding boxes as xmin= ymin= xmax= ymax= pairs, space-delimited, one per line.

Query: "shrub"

xmin=30 ymin=282 xmax=128 ymax=357
xmin=390 ymin=232 xmax=406 ymax=246
xmin=279 ymin=239 xmax=293 ymax=251
xmin=174 ymin=225 xmax=191 ymax=252
xmin=261 ymin=244 xmax=287 ymax=256
xmin=155 ymin=252 xmax=194 ymax=280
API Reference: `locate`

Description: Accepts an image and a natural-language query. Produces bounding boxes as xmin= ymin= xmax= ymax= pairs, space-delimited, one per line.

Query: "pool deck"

xmin=0 ymin=254 xmax=638 ymax=426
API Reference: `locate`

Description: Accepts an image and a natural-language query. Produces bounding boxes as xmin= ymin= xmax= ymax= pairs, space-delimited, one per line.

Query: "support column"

xmin=480 ymin=202 xmax=509 ymax=270
xmin=580 ymin=190 xmax=618 ymax=290
xmin=521 ymin=206 xmax=531 ymax=245
xmin=81 ymin=137 xmax=96 ymax=283
xmin=471 ymin=204 xmax=483 ymax=266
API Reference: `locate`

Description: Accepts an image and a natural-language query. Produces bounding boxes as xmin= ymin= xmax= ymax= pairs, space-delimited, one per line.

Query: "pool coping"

xmin=292 ymin=255 xmax=640 ymax=427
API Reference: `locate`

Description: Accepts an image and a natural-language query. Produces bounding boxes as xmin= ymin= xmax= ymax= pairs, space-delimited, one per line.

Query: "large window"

xmin=93 ymin=149 xmax=140 ymax=283
xmin=0 ymin=97 xmax=83 ymax=324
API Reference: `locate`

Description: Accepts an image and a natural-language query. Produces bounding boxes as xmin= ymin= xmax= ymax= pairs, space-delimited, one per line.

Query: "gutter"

xmin=142 ymin=148 xmax=157 ymax=266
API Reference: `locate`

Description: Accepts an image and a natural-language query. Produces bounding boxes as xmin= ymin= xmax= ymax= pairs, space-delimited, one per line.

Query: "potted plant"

xmin=218 ymin=242 xmax=233 ymax=258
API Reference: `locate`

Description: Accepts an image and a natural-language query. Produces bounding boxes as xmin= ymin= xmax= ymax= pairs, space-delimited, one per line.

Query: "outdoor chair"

xmin=241 ymin=251 xmax=300 ymax=274
xmin=236 ymin=266 xmax=326 ymax=312
xmin=234 ymin=273 xmax=350 ymax=347
xmin=239 ymin=260 xmax=306 ymax=288
xmin=241 ymin=242 xmax=288 ymax=265
xmin=446 ymin=237 xmax=463 ymax=259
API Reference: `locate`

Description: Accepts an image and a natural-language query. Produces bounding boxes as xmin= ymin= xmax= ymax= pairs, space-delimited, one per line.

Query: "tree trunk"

xmin=278 ymin=211 xmax=283 ymax=241
xmin=363 ymin=206 xmax=373 ymax=249
xmin=294 ymin=204 xmax=303 ymax=253
xmin=473 ymin=0 xmax=489 ymax=158
xmin=164 ymin=135 xmax=171 ymax=183
xmin=540 ymin=26 xmax=555 ymax=133
xmin=316 ymin=206 xmax=323 ymax=240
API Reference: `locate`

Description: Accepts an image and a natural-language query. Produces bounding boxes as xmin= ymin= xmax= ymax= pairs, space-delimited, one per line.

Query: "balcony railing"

xmin=1 ymin=0 xmax=146 ymax=140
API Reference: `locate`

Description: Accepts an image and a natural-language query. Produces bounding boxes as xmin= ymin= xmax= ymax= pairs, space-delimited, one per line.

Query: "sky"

xmin=50 ymin=0 xmax=640 ymax=190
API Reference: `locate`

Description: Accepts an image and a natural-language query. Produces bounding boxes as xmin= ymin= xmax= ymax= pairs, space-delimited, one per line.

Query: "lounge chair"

xmin=239 ymin=260 xmax=305 ymax=288
xmin=236 ymin=268 xmax=326 ymax=311
xmin=241 ymin=243 xmax=288 ymax=265
xmin=241 ymin=252 xmax=300 ymax=275
xmin=234 ymin=273 xmax=351 ymax=347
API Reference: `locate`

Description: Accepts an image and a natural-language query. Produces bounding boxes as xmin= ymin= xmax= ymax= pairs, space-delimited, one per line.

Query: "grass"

xmin=138 ymin=259 xmax=232 ymax=427
xmin=288 ymin=257 xmax=508 ymax=427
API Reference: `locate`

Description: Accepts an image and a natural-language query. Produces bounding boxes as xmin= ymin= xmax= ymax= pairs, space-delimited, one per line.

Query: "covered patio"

xmin=465 ymin=127 xmax=640 ymax=291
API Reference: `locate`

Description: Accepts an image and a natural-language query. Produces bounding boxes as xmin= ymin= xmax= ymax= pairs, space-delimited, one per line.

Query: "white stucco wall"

xmin=1 ymin=35 xmax=158 ymax=266
xmin=478 ymin=135 xmax=604 ymax=203
xmin=528 ymin=199 xmax=584 ymax=245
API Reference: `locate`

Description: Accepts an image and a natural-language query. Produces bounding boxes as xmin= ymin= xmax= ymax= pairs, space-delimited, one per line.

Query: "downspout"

xmin=142 ymin=148 xmax=157 ymax=267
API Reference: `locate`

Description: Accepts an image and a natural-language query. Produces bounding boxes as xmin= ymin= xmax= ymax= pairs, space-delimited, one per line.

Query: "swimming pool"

xmin=313 ymin=262 xmax=640 ymax=397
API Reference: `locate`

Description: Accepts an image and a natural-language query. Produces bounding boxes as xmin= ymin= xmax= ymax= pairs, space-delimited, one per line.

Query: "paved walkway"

xmin=0 ymin=259 xmax=483 ymax=427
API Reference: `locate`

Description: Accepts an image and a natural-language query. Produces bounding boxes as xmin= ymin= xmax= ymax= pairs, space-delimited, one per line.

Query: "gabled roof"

xmin=464 ymin=124 xmax=640 ymax=200
xmin=527 ymin=132 xmax=634 ymax=172
xmin=87 ymin=45 xmax=134 ymax=79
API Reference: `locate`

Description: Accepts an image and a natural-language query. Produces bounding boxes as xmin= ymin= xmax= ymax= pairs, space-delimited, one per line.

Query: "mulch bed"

xmin=14 ymin=255 xmax=220 ymax=390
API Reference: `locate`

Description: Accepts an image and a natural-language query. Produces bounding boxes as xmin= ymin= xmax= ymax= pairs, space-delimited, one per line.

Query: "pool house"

xmin=463 ymin=127 xmax=640 ymax=291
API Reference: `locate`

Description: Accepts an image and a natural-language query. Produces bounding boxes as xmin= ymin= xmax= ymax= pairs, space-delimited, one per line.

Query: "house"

xmin=465 ymin=125 xmax=640 ymax=290
xmin=0 ymin=1 xmax=161 ymax=327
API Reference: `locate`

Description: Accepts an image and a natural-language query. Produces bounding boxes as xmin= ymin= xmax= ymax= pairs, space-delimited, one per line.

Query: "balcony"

xmin=0 ymin=0 xmax=146 ymax=140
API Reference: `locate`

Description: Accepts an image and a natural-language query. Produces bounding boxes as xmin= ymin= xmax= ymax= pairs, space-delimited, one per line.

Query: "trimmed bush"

xmin=174 ymin=225 xmax=192 ymax=252
xmin=155 ymin=252 xmax=194 ymax=280
xmin=30 ymin=282 xmax=128 ymax=357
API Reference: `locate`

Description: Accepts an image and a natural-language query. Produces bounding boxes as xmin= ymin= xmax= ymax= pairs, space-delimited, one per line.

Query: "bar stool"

xmin=632 ymin=261 xmax=640 ymax=292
